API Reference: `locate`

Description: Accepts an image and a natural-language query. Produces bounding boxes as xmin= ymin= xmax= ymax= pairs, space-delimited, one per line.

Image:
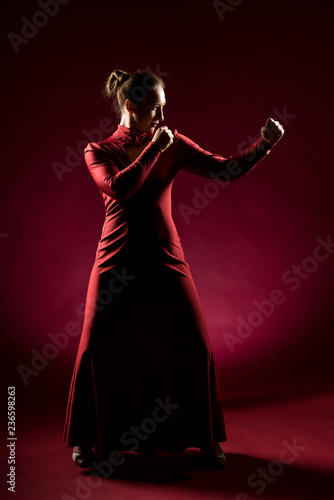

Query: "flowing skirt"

xmin=62 ymin=259 xmax=227 ymax=457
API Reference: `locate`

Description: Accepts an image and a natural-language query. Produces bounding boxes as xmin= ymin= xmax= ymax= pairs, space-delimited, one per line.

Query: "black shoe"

xmin=200 ymin=446 xmax=226 ymax=469
xmin=72 ymin=447 xmax=95 ymax=468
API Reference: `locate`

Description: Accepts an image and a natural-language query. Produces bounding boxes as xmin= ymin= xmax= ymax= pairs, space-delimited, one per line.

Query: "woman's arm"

xmin=84 ymin=141 xmax=162 ymax=200
xmin=174 ymin=118 xmax=284 ymax=182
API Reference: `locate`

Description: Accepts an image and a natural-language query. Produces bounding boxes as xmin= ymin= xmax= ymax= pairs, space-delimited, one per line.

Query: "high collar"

xmin=113 ymin=124 xmax=155 ymax=147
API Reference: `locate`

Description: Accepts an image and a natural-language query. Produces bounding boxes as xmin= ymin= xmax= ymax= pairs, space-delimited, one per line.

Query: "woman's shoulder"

xmin=172 ymin=128 xmax=188 ymax=146
xmin=173 ymin=128 xmax=198 ymax=142
xmin=84 ymin=128 xmax=192 ymax=156
xmin=172 ymin=128 xmax=200 ymax=149
xmin=84 ymin=135 xmax=121 ymax=155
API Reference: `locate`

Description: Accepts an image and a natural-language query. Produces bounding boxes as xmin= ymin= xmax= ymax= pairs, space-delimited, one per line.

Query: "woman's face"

xmin=128 ymin=86 xmax=166 ymax=134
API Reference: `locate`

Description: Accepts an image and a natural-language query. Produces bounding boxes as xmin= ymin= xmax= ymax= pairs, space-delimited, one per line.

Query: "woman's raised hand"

xmin=152 ymin=126 xmax=174 ymax=152
xmin=261 ymin=118 xmax=285 ymax=145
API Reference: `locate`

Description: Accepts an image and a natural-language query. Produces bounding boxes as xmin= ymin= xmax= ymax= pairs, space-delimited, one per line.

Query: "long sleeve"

xmin=174 ymin=129 xmax=276 ymax=182
xmin=84 ymin=141 xmax=162 ymax=200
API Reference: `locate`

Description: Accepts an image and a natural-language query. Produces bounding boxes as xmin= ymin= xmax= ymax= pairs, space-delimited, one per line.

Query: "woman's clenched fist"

xmin=261 ymin=118 xmax=284 ymax=145
xmin=152 ymin=126 xmax=174 ymax=152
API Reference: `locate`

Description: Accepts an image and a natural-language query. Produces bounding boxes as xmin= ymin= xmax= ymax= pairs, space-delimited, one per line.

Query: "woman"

xmin=62 ymin=69 xmax=284 ymax=470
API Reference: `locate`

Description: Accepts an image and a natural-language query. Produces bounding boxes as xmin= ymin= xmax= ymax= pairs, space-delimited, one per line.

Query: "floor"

xmin=5 ymin=390 xmax=334 ymax=500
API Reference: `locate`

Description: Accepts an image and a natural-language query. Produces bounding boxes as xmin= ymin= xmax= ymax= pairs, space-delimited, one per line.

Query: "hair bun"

xmin=102 ymin=68 xmax=165 ymax=117
xmin=105 ymin=69 xmax=131 ymax=98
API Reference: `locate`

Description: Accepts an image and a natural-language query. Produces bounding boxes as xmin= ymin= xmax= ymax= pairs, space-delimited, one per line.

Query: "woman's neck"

xmin=120 ymin=115 xmax=137 ymax=129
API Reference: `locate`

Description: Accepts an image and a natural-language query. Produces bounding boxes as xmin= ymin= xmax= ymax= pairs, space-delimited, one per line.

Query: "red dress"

xmin=62 ymin=124 xmax=275 ymax=457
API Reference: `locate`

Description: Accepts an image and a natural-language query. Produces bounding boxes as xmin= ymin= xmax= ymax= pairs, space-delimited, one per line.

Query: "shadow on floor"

xmin=81 ymin=450 xmax=334 ymax=498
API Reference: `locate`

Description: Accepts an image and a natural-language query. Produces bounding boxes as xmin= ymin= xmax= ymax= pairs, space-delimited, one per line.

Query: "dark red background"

xmin=1 ymin=0 xmax=333 ymax=441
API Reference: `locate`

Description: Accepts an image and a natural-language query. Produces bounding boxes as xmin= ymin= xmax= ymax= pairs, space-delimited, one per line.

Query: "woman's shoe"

xmin=72 ymin=445 xmax=95 ymax=468
xmin=200 ymin=443 xmax=226 ymax=469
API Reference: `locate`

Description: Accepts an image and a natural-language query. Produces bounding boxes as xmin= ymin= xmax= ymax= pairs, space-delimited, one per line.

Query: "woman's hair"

xmin=103 ymin=68 xmax=165 ymax=115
